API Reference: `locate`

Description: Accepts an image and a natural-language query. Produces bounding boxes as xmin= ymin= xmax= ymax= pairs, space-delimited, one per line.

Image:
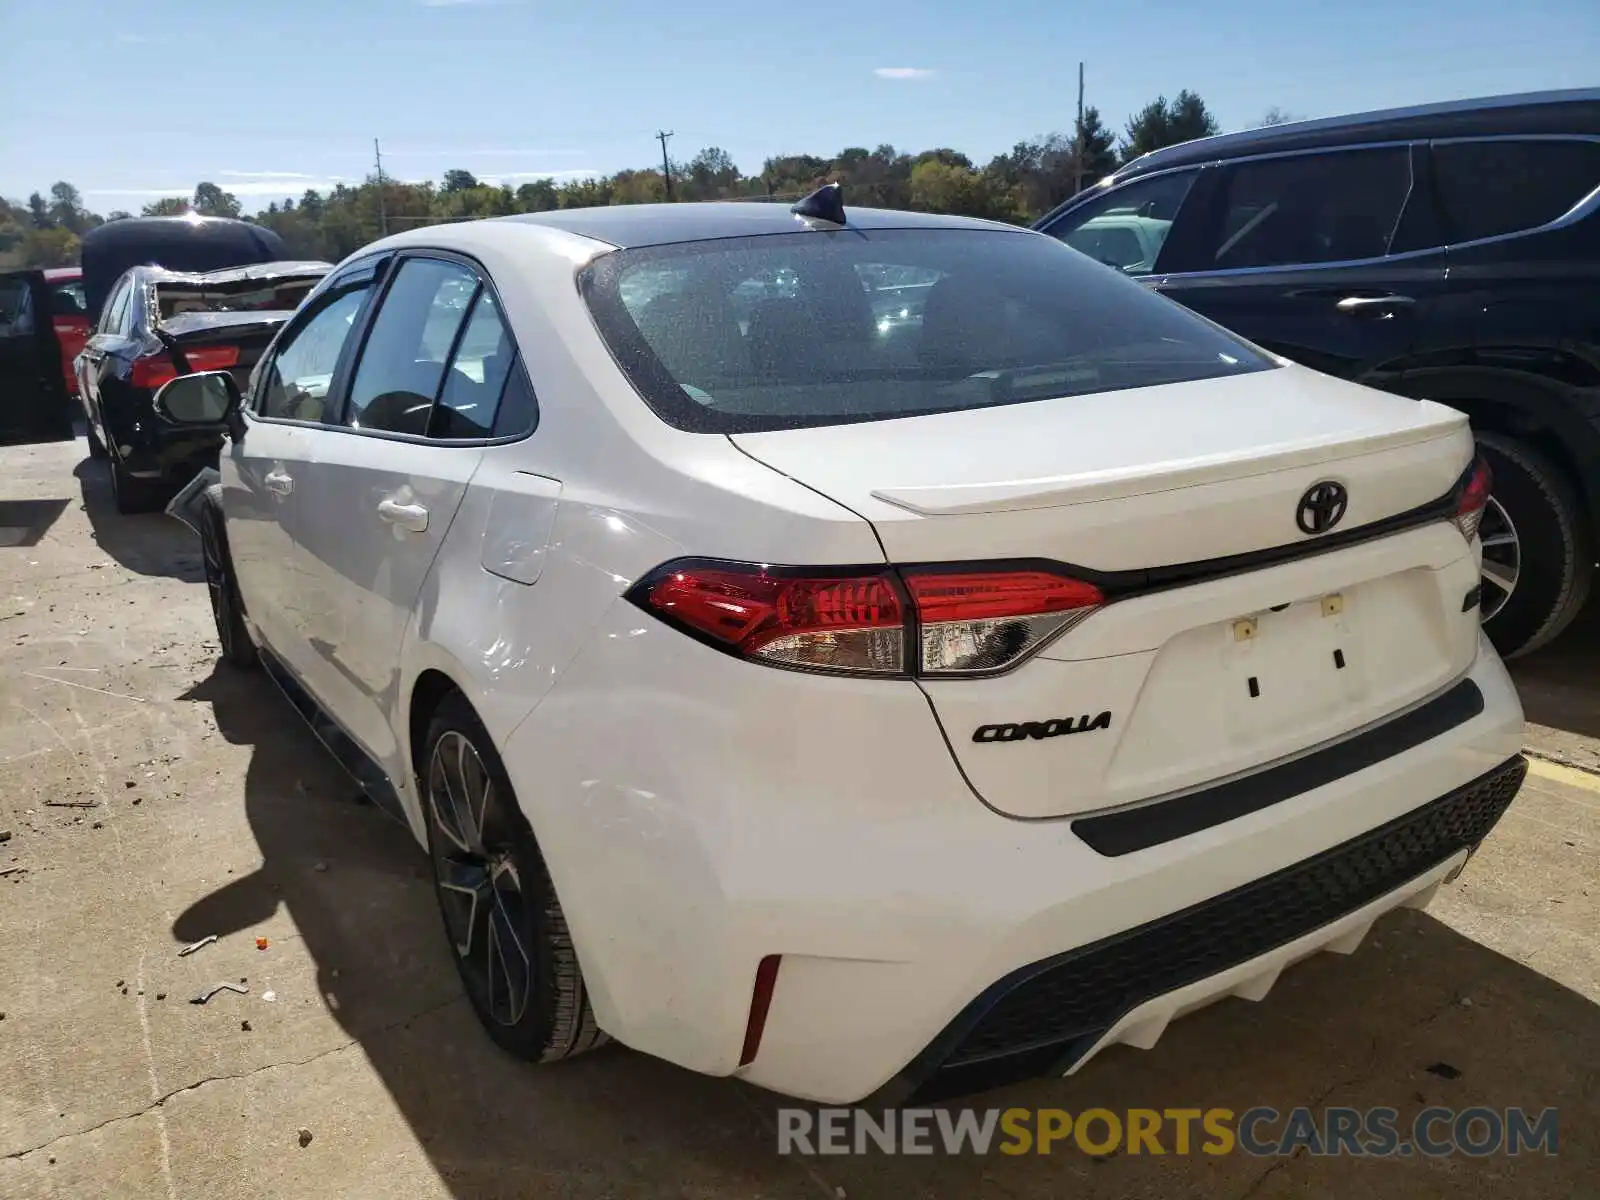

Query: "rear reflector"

xmin=739 ymin=955 xmax=782 ymax=1067
xmin=1454 ymin=456 xmax=1492 ymax=542
xmin=628 ymin=560 xmax=1103 ymax=677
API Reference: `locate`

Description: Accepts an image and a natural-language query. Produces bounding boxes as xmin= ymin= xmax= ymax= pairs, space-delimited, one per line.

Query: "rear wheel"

xmin=199 ymin=495 xmax=256 ymax=669
xmin=422 ymin=694 xmax=607 ymax=1062
xmin=1476 ymin=432 xmax=1592 ymax=659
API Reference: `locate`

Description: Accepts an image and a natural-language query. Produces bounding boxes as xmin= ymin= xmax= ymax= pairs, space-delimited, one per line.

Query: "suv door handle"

xmin=263 ymin=470 xmax=294 ymax=496
xmin=377 ymin=498 xmax=429 ymax=532
xmin=1335 ymin=294 xmax=1415 ymax=316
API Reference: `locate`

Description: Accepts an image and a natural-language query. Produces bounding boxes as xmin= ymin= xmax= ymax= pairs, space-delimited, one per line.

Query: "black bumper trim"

xmin=1073 ymin=678 xmax=1485 ymax=857
xmin=881 ymin=755 xmax=1526 ymax=1105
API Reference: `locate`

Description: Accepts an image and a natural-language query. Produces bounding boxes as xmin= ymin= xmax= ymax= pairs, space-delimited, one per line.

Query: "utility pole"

xmin=374 ymin=138 xmax=389 ymax=237
xmin=656 ymin=130 xmax=675 ymax=201
xmin=1073 ymin=62 xmax=1085 ymax=197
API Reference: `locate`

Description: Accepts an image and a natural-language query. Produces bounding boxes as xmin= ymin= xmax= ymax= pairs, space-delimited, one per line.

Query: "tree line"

xmin=3 ymin=91 xmax=1256 ymax=270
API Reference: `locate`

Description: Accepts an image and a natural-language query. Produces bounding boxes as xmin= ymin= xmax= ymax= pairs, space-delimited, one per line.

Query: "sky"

xmin=3 ymin=0 xmax=1597 ymax=214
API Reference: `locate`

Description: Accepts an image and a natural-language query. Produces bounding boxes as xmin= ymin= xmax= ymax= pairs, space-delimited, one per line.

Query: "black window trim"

xmin=1424 ymin=133 xmax=1600 ymax=251
xmin=1049 ymin=133 xmax=1600 ymax=276
xmin=316 ymin=247 xmax=538 ymax=447
xmin=245 ymin=261 xmax=388 ymax=427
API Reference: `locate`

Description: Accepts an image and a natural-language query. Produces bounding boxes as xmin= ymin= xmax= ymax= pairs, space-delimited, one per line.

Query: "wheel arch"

xmin=1391 ymin=365 xmax=1600 ymax=531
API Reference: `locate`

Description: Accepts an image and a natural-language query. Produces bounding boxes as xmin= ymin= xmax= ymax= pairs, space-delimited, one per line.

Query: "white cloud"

xmin=874 ymin=67 xmax=937 ymax=80
xmin=488 ymin=169 xmax=600 ymax=180
xmin=216 ymin=170 xmax=320 ymax=180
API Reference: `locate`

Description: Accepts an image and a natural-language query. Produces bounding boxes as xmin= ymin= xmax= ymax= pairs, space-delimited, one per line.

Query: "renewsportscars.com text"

xmin=777 ymin=1106 xmax=1558 ymax=1158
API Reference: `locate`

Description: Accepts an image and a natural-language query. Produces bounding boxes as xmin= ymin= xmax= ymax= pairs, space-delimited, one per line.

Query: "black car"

xmin=1036 ymin=88 xmax=1600 ymax=658
xmin=0 ymin=269 xmax=75 ymax=445
xmin=77 ymin=258 xmax=330 ymax=512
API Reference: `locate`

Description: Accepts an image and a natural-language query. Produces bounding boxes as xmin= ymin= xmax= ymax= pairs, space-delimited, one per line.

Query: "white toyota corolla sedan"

xmin=153 ymin=189 xmax=1526 ymax=1105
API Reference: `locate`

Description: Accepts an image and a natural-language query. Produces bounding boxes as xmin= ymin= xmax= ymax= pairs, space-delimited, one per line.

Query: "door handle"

xmin=377 ymin=498 xmax=429 ymax=532
xmin=1335 ymin=294 xmax=1415 ymax=315
xmin=263 ymin=470 xmax=294 ymax=496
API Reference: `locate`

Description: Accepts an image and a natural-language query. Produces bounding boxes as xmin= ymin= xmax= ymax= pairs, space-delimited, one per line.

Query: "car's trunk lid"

xmin=733 ymin=366 xmax=1484 ymax=819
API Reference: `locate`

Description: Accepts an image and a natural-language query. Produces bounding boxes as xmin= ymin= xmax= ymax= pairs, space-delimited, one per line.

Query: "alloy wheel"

xmin=427 ymin=731 xmax=532 ymax=1027
xmin=1478 ymin=495 xmax=1520 ymax=624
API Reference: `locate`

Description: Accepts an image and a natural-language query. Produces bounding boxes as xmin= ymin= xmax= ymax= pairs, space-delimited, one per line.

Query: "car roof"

xmin=136 ymin=260 xmax=332 ymax=286
xmin=491 ymin=202 xmax=1018 ymax=249
xmin=1112 ymin=88 xmax=1600 ymax=182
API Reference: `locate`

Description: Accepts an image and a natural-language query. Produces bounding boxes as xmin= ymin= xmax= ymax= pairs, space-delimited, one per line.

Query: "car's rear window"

xmin=155 ymin=277 xmax=321 ymax=321
xmin=579 ymin=227 xmax=1274 ymax=433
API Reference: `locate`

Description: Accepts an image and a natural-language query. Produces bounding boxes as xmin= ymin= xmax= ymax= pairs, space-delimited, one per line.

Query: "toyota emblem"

xmin=1297 ymin=481 xmax=1348 ymax=535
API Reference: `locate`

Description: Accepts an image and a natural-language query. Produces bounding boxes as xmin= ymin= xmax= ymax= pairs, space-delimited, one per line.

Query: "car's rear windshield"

xmin=155 ymin=276 xmax=321 ymax=321
xmin=579 ymin=227 xmax=1275 ymax=433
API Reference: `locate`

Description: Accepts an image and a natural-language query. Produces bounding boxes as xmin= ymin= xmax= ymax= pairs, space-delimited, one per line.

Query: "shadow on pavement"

xmin=164 ymin=663 xmax=1600 ymax=1198
xmin=1509 ymin=603 xmax=1600 ymax=743
xmin=0 ymin=498 xmax=70 ymax=548
xmin=72 ymin=455 xmax=203 ymax=581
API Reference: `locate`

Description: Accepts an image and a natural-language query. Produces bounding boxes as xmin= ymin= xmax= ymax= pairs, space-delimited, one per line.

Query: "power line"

xmin=655 ymin=130 xmax=675 ymax=201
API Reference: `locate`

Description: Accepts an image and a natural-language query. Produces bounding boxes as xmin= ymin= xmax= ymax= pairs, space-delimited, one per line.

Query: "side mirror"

xmin=152 ymin=371 xmax=242 ymax=427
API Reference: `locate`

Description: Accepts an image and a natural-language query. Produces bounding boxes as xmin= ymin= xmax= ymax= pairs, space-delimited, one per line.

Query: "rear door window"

xmin=432 ymin=288 xmax=518 ymax=439
xmin=49 ymin=280 xmax=87 ymax=319
xmin=1431 ymin=139 xmax=1600 ymax=243
xmin=581 ymin=227 xmax=1273 ymax=433
xmin=1200 ymin=147 xmax=1413 ymax=269
xmin=343 ymin=258 xmax=477 ymax=436
xmin=1044 ymin=169 xmax=1198 ymax=275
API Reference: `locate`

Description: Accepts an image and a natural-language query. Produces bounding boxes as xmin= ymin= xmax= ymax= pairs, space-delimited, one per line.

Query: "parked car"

xmin=0 ymin=268 xmax=74 ymax=445
xmin=80 ymin=215 xmax=290 ymax=323
xmin=1036 ymin=87 xmax=1600 ymax=659
xmin=154 ymin=195 xmax=1524 ymax=1105
xmin=77 ymin=259 xmax=330 ymax=512
xmin=44 ymin=267 xmax=90 ymax=397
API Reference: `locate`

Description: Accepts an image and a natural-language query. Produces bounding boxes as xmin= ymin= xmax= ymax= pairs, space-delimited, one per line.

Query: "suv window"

xmin=1201 ymin=146 xmax=1412 ymax=269
xmin=49 ymin=279 xmax=87 ymax=319
xmin=1046 ymin=170 xmax=1198 ymax=274
xmin=257 ymin=285 xmax=371 ymax=421
xmin=345 ymin=258 xmax=478 ymax=435
xmin=581 ymin=227 xmax=1274 ymax=434
xmin=1432 ymin=139 xmax=1600 ymax=243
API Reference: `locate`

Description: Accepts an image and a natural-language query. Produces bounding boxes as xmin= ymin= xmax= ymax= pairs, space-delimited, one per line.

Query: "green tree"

xmin=21 ymin=225 xmax=79 ymax=267
xmin=1120 ymin=90 xmax=1220 ymax=163
xmin=142 ymin=196 xmax=191 ymax=216
xmin=193 ymin=181 xmax=242 ymax=218
xmin=48 ymin=182 xmax=87 ymax=233
xmin=27 ymin=192 xmax=50 ymax=228
xmin=1259 ymin=106 xmax=1303 ymax=127
xmin=1074 ymin=107 xmax=1118 ymax=188
xmin=514 ymin=179 xmax=559 ymax=212
xmin=441 ymin=169 xmax=480 ymax=194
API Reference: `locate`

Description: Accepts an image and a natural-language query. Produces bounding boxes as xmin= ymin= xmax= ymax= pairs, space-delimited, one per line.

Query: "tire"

xmin=199 ymin=495 xmax=257 ymax=670
xmin=421 ymin=693 xmax=607 ymax=1063
xmin=1476 ymin=432 xmax=1593 ymax=659
xmin=85 ymin=424 xmax=108 ymax=460
xmin=109 ymin=459 xmax=165 ymax=514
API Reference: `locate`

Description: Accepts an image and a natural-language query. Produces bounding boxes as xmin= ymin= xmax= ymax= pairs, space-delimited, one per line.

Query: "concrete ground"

xmin=0 ymin=434 xmax=1595 ymax=1200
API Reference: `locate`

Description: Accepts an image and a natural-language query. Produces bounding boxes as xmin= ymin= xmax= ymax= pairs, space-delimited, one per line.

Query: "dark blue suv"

xmin=1037 ymin=88 xmax=1600 ymax=659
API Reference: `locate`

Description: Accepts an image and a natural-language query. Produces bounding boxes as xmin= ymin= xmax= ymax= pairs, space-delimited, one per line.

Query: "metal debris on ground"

xmin=43 ymin=799 xmax=97 ymax=809
xmin=0 ymin=867 xmax=27 ymax=877
xmin=255 ymin=937 xmax=269 ymax=950
xmin=262 ymin=991 xmax=276 ymax=1002
xmin=191 ymin=981 xmax=249 ymax=1005
xmin=297 ymin=1128 xmax=313 ymax=1148
xmin=178 ymin=934 xmax=218 ymax=957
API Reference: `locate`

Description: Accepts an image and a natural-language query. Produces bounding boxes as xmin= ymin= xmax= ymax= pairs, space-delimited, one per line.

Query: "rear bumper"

xmin=504 ymin=629 xmax=1524 ymax=1104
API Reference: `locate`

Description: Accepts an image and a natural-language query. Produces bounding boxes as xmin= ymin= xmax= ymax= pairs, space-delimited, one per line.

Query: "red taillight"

xmin=183 ymin=345 xmax=241 ymax=373
xmin=638 ymin=564 xmax=905 ymax=674
xmin=130 ymin=356 xmax=179 ymax=390
xmin=630 ymin=560 xmax=1103 ymax=677
xmin=1454 ymin=456 xmax=1492 ymax=541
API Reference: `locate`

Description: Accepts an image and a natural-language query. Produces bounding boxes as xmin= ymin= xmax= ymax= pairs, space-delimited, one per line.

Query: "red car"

xmin=43 ymin=267 xmax=90 ymax=397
